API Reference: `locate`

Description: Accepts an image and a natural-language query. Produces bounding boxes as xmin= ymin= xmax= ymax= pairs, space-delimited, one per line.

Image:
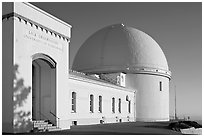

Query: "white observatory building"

xmin=2 ymin=3 xmax=171 ymax=133
xmin=73 ymin=24 xmax=171 ymax=122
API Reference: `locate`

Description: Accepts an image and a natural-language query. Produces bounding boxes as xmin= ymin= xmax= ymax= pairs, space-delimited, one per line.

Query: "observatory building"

xmin=73 ymin=24 xmax=171 ymax=122
xmin=2 ymin=2 xmax=171 ymax=133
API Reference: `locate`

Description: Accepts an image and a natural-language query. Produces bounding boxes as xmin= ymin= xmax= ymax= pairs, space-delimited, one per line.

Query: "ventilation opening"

xmin=72 ymin=121 xmax=77 ymax=126
xmin=127 ymin=116 xmax=130 ymax=122
xmin=100 ymin=120 xmax=104 ymax=124
xmin=116 ymin=116 xmax=118 ymax=122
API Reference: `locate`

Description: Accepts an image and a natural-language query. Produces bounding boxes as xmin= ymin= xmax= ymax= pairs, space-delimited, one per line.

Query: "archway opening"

xmin=32 ymin=56 xmax=56 ymax=125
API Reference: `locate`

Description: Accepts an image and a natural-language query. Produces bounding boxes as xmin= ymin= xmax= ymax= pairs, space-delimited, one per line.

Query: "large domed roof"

xmin=72 ymin=24 xmax=170 ymax=77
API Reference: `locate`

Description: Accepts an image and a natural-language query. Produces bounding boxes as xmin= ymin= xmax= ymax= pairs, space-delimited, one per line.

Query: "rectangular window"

xmin=72 ymin=92 xmax=76 ymax=112
xmin=160 ymin=81 xmax=162 ymax=91
xmin=118 ymin=98 xmax=121 ymax=113
xmin=112 ymin=98 xmax=115 ymax=113
xmin=90 ymin=94 xmax=94 ymax=113
xmin=99 ymin=96 xmax=102 ymax=113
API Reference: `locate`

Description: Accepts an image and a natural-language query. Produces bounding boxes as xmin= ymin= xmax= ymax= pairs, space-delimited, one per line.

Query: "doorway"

xmin=32 ymin=55 xmax=56 ymax=125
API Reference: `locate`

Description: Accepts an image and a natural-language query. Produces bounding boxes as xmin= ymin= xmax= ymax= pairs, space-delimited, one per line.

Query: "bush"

xmin=181 ymin=121 xmax=202 ymax=128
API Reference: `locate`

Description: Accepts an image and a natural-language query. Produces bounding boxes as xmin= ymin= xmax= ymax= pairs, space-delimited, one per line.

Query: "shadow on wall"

xmin=13 ymin=64 xmax=32 ymax=133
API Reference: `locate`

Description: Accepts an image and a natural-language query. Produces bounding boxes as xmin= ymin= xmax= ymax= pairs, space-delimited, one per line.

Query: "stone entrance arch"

xmin=32 ymin=53 xmax=57 ymax=125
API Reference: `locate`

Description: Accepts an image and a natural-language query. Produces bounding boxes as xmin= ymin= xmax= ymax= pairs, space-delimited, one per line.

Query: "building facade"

xmin=2 ymin=2 xmax=170 ymax=133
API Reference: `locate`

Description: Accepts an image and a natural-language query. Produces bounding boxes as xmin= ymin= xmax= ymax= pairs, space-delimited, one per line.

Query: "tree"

xmin=13 ymin=64 xmax=32 ymax=133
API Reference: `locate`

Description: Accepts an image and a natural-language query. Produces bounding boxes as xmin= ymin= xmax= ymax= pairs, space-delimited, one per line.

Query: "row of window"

xmin=71 ymin=92 xmax=131 ymax=114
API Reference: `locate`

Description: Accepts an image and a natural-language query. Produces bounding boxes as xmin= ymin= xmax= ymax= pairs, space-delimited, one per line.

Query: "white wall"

xmin=68 ymin=75 xmax=135 ymax=126
xmin=126 ymin=74 xmax=169 ymax=121
xmin=13 ymin=16 xmax=70 ymax=131
xmin=2 ymin=2 xmax=71 ymax=133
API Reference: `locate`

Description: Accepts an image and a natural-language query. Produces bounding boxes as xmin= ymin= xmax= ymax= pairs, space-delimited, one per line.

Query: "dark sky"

xmin=31 ymin=2 xmax=202 ymax=120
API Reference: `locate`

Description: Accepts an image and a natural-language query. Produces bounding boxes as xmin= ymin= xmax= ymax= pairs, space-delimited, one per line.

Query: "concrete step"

xmin=34 ymin=124 xmax=52 ymax=128
xmin=45 ymin=126 xmax=57 ymax=129
xmin=34 ymin=122 xmax=48 ymax=124
xmin=47 ymin=124 xmax=53 ymax=127
xmin=32 ymin=120 xmax=60 ymax=132
xmin=33 ymin=120 xmax=46 ymax=123
xmin=48 ymin=128 xmax=61 ymax=132
xmin=34 ymin=122 xmax=49 ymax=126
xmin=38 ymin=127 xmax=46 ymax=130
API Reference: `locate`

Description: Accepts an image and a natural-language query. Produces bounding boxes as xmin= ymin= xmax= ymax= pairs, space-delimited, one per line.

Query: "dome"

xmin=72 ymin=24 xmax=170 ymax=77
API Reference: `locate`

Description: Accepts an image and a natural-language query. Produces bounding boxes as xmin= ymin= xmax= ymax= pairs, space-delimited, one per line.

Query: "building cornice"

xmin=75 ymin=65 xmax=171 ymax=79
xmin=69 ymin=73 xmax=134 ymax=93
xmin=2 ymin=12 xmax=70 ymax=42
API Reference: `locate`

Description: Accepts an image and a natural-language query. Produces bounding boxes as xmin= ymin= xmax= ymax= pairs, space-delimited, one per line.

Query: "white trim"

xmin=13 ymin=2 xmax=71 ymax=38
xmin=69 ymin=74 xmax=134 ymax=93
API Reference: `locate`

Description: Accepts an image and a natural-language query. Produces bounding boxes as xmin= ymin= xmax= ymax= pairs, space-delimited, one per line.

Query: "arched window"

xmin=72 ymin=92 xmax=76 ymax=112
xmin=99 ymin=96 xmax=102 ymax=113
xmin=118 ymin=98 xmax=121 ymax=113
xmin=126 ymin=95 xmax=131 ymax=113
xmin=112 ymin=98 xmax=115 ymax=113
xmin=90 ymin=94 xmax=94 ymax=113
xmin=128 ymin=101 xmax=131 ymax=113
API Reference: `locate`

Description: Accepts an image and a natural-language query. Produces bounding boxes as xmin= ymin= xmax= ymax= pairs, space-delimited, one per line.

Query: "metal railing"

xmin=50 ymin=111 xmax=60 ymax=128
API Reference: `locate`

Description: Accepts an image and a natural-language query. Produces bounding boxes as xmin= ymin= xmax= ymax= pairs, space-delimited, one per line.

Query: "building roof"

xmin=69 ymin=70 xmax=134 ymax=92
xmin=72 ymin=24 xmax=169 ymax=74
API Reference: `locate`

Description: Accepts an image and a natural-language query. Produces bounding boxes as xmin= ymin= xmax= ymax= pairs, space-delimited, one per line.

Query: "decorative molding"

xmin=32 ymin=53 xmax=56 ymax=68
xmin=2 ymin=12 xmax=70 ymax=43
xmin=127 ymin=66 xmax=171 ymax=79
xmin=75 ymin=65 xmax=171 ymax=79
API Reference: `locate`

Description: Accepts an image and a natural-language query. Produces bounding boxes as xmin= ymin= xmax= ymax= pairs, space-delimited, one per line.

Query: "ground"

xmin=5 ymin=121 xmax=183 ymax=135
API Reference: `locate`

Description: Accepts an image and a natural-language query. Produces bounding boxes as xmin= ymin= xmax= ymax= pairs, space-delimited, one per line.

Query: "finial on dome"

xmin=111 ymin=23 xmax=125 ymax=28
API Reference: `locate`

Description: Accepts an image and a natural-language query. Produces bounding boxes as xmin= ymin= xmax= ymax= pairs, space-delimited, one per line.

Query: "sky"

xmin=31 ymin=2 xmax=202 ymax=120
